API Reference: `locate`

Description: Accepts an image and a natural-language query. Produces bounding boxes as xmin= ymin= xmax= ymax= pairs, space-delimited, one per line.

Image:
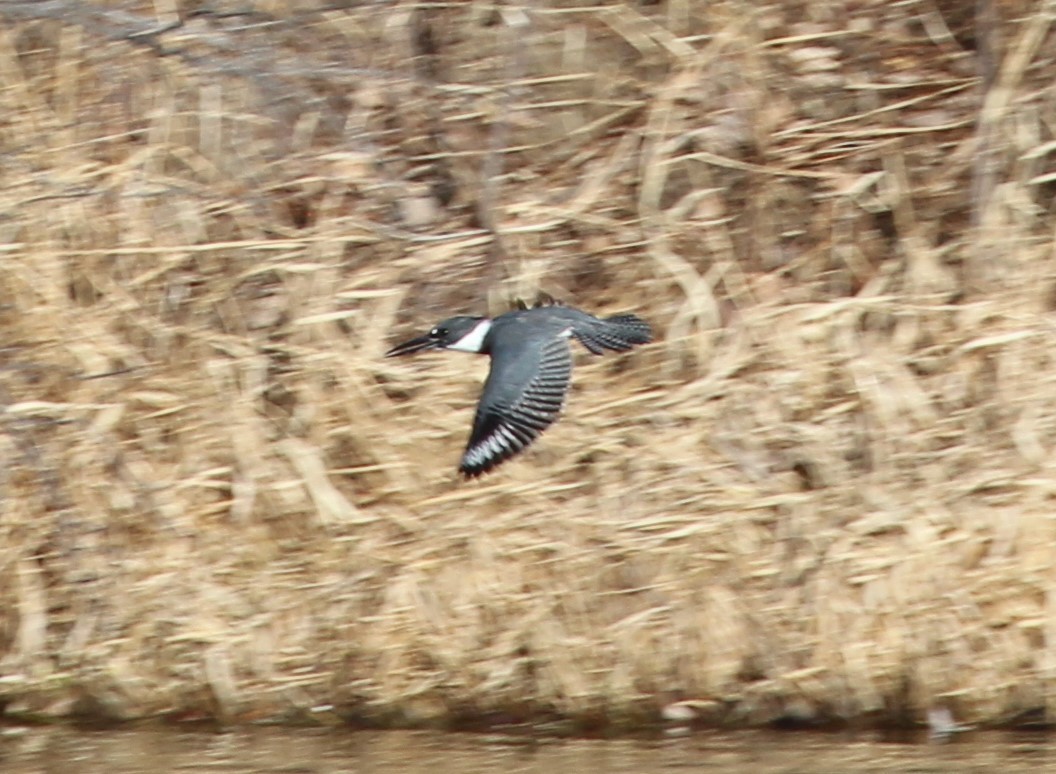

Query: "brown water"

xmin=0 ymin=726 xmax=1052 ymax=773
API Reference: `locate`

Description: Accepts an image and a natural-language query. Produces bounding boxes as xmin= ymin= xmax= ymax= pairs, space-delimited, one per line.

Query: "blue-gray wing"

xmin=459 ymin=336 xmax=572 ymax=477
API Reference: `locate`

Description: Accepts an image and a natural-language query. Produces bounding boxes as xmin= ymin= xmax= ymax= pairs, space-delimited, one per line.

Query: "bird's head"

xmin=385 ymin=315 xmax=490 ymax=356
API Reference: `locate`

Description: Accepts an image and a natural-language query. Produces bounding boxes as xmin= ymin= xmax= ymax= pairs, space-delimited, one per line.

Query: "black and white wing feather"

xmin=459 ymin=336 xmax=572 ymax=478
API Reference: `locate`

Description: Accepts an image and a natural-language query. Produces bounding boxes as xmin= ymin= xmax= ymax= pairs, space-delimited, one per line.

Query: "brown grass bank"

xmin=0 ymin=0 xmax=1055 ymax=730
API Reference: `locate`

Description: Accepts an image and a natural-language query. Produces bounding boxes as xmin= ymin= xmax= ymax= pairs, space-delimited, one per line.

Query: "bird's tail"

xmin=575 ymin=313 xmax=653 ymax=354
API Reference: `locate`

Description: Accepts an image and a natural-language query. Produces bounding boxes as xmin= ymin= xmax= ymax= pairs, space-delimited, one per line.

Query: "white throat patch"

xmin=447 ymin=319 xmax=492 ymax=353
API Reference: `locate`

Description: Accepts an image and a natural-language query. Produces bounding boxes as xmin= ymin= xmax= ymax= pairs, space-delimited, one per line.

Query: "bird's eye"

xmin=431 ymin=327 xmax=447 ymax=337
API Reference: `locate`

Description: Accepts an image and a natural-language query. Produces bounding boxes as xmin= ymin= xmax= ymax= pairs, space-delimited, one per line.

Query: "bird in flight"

xmin=385 ymin=297 xmax=651 ymax=477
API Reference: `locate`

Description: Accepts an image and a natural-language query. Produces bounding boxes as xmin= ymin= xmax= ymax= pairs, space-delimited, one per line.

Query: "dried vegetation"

xmin=1 ymin=0 xmax=1056 ymax=729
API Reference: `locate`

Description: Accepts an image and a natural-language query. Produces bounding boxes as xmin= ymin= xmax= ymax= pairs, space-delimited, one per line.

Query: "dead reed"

xmin=0 ymin=0 xmax=1054 ymax=728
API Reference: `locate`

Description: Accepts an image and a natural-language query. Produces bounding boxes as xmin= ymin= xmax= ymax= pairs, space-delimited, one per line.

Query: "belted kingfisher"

xmin=385 ymin=298 xmax=652 ymax=477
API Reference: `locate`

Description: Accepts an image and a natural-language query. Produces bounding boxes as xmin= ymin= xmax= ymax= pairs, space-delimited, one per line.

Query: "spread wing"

xmin=459 ymin=336 xmax=572 ymax=478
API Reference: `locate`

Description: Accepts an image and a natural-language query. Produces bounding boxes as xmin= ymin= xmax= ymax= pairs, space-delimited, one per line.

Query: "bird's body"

xmin=385 ymin=300 xmax=652 ymax=477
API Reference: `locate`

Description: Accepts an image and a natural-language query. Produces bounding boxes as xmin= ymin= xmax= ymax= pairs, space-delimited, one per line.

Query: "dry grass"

xmin=0 ymin=0 xmax=1055 ymax=728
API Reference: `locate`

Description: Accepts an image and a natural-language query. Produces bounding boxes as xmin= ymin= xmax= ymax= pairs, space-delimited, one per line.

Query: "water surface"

xmin=1 ymin=726 xmax=1052 ymax=773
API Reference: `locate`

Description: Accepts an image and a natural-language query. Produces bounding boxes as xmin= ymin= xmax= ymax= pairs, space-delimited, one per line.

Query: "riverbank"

xmin=0 ymin=1 xmax=1054 ymax=729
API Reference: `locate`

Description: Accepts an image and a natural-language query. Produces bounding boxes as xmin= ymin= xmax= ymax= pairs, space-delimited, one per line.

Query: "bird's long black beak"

xmin=385 ymin=333 xmax=440 ymax=357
